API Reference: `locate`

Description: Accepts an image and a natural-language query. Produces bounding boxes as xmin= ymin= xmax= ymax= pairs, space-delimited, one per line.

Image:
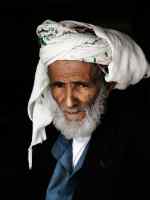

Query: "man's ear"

xmin=107 ymin=82 xmax=116 ymax=95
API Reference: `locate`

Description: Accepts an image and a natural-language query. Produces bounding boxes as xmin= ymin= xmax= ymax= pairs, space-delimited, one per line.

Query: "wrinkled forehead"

xmin=48 ymin=60 xmax=103 ymax=82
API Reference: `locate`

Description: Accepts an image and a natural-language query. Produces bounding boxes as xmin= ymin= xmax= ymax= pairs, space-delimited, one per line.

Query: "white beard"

xmin=48 ymin=86 xmax=107 ymax=139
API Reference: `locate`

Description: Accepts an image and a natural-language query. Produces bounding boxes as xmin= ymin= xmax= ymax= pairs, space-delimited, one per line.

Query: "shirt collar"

xmin=51 ymin=134 xmax=72 ymax=161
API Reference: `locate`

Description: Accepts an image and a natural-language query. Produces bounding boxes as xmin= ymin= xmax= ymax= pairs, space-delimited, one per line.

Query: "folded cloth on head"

xmin=27 ymin=19 xmax=150 ymax=169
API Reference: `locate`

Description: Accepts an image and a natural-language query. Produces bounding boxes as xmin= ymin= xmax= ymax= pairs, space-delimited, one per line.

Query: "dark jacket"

xmin=26 ymin=110 xmax=150 ymax=200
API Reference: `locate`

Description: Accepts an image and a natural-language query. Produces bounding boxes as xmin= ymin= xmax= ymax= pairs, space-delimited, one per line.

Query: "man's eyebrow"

xmin=73 ymin=80 xmax=91 ymax=85
xmin=50 ymin=81 xmax=64 ymax=86
xmin=50 ymin=80 xmax=92 ymax=86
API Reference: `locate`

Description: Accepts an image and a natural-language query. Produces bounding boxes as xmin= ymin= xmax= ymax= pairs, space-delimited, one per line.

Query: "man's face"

xmin=48 ymin=60 xmax=101 ymax=122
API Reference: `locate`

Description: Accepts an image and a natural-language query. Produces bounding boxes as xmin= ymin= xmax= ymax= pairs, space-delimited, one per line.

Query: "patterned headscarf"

xmin=27 ymin=19 xmax=150 ymax=169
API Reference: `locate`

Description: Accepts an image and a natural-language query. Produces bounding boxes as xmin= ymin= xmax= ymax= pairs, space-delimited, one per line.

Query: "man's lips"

xmin=64 ymin=111 xmax=81 ymax=115
xmin=63 ymin=110 xmax=86 ymax=121
xmin=63 ymin=108 xmax=84 ymax=113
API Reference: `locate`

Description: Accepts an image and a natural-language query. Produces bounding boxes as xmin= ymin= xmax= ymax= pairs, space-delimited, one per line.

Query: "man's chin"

xmin=53 ymin=112 xmax=97 ymax=139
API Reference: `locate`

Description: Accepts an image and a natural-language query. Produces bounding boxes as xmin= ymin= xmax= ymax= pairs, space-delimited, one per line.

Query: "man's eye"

xmin=79 ymin=84 xmax=88 ymax=88
xmin=56 ymin=83 xmax=64 ymax=88
xmin=51 ymin=82 xmax=64 ymax=88
xmin=76 ymin=82 xmax=89 ymax=88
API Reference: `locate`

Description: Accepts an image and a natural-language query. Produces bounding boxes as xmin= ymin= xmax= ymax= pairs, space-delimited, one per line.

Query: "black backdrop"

xmin=0 ymin=1 xmax=150 ymax=198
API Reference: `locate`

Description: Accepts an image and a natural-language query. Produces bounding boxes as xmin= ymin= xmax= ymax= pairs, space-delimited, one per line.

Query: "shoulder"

xmin=32 ymin=125 xmax=59 ymax=169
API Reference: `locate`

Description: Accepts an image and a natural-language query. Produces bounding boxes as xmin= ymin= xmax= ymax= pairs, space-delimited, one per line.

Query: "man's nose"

xmin=64 ymin=85 xmax=76 ymax=108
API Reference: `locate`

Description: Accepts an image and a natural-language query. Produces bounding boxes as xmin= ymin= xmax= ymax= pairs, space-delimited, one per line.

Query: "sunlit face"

xmin=48 ymin=60 xmax=101 ymax=121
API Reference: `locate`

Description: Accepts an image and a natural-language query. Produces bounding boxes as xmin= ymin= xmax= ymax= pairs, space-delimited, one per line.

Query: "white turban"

xmin=27 ymin=19 xmax=150 ymax=169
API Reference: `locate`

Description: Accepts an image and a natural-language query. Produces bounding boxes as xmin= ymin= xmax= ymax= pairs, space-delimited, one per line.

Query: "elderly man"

xmin=27 ymin=20 xmax=150 ymax=200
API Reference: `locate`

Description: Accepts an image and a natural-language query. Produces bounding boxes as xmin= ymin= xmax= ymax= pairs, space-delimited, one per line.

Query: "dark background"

xmin=0 ymin=0 xmax=150 ymax=198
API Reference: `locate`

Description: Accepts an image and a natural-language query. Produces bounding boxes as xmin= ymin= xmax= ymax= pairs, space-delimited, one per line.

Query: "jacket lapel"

xmin=73 ymin=115 xmax=119 ymax=200
xmin=30 ymin=125 xmax=59 ymax=200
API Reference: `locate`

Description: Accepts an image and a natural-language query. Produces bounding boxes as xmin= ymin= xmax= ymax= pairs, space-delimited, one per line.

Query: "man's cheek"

xmin=81 ymin=94 xmax=96 ymax=106
xmin=51 ymin=87 xmax=64 ymax=101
